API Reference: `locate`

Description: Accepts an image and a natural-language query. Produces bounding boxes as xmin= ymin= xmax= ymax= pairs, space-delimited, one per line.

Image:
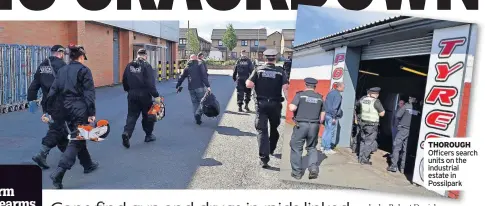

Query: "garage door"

xmin=361 ymin=34 xmax=433 ymax=60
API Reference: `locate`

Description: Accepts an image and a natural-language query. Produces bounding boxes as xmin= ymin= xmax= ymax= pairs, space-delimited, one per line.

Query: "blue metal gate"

xmin=0 ymin=44 xmax=52 ymax=114
xmin=113 ymin=28 xmax=120 ymax=84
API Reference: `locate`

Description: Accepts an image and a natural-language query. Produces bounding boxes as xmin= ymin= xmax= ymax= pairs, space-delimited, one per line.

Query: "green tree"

xmin=187 ymin=29 xmax=200 ymax=54
xmin=222 ymin=24 xmax=237 ymax=54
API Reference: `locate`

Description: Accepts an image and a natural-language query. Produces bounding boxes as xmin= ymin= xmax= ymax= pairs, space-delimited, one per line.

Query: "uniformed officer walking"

xmin=45 ymin=44 xmax=98 ymax=189
xmin=246 ymin=49 xmax=289 ymax=168
xmin=121 ymin=49 xmax=162 ymax=148
xmin=233 ymin=50 xmax=254 ymax=112
xmin=27 ymin=45 xmax=69 ymax=169
xmin=387 ymin=96 xmax=416 ymax=173
xmin=288 ymin=77 xmax=325 ymax=179
xmin=355 ymin=87 xmax=385 ymax=165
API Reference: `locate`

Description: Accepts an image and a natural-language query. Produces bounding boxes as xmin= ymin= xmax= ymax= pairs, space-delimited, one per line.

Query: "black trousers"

xmin=236 ymin=78 xmax=251 ymax=106
xmin=58 ymin=100 xmax=94 ymax=170
xmin=290 ymin=122 xmax=320 ymax=175
xmin=123 ymin=93 xmax=154 ymax=137
xmin=255 ymin=100 xmax=282 ymax=162
xmin=358 ymin=123 xmax=379 ymax=162
xmin=42 ymin=113 xmax=69 ymax=152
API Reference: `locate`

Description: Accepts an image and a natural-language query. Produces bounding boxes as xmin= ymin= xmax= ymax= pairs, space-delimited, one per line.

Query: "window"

xmin=179 ymin=38 xmax=187 ymax=45
xmin=291 ymin=41 xmax=294 ymax=47
xmin=254 ymin=40 xmax=259 ymax=46
xmin=218 ymin=40 xmax=223 ymax=46
xmin=241 ymin=40 xmax=248 ymax=46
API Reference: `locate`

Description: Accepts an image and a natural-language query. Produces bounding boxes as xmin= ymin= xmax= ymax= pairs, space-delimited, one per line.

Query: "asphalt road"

xmin=0 ymin=70 xmax=336 ymax=190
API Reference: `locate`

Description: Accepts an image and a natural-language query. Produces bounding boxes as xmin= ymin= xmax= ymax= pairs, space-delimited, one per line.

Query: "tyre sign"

xmin=332 ymin=67 xmax=344 ymax=80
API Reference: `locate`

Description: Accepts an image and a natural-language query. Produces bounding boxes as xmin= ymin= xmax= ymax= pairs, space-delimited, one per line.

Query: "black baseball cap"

xmin=51 ymin=45 xmax=65 ymax=53
xmin=137 ymin=49 xmax=147 ymax=55
xmin=68 ymin=44 xmax=88 ymax=60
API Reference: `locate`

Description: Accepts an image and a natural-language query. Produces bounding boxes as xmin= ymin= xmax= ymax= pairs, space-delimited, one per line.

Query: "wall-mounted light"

xmin=359 ymin=70 xmax=379 ymax=76
xmin=401 ymin=66 xmax=427 ymax=76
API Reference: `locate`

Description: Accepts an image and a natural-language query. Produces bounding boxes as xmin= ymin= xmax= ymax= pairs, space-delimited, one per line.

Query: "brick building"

xmin=266 ymin=31 xmax=282 ymax=60
xmin=281 ymin=29 xmax=295 ymax=59
xmin=178 ymin=28 xmax=211 ymax=59
xmin=210 ymin=29 xmax=267 ymax=61
xmin=0 ymin=21 xmax=179 ymax=87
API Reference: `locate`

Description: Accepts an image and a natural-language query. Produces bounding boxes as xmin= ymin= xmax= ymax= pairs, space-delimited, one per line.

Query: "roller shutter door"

xmin=361 ymin=34 xmax=433 ymax=60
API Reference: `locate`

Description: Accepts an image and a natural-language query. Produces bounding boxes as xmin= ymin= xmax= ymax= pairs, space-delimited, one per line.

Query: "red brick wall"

xmin=286 ymin=79 xmax=331 ymax=137
xmin=84 ymin=22 xmax=114 ymax=87
xmin=0 ymin=21 xmax=70 ymax=46
xmin=119 ymin=30 xmax=132 ymax=82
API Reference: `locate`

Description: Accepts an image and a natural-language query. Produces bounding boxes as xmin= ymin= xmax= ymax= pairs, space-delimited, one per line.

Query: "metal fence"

xmin=0 ymin=44 xmax=52 ymax=114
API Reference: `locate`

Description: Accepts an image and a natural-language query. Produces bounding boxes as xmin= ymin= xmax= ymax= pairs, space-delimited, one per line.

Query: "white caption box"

xmin=424 ymin=138 xmax=478 ymax=190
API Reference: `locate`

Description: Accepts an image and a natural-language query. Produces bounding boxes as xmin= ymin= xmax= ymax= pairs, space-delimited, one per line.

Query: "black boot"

xmin=122 ymin=132 xmax=130 ymax=149
xmin=244 ymin=104 xmax=250 ymax=112
xmin=50 ymin=167 xmax=66 ymax=189
xmin=32 ymin=145 xmax=52 ymax=169
xmin=195 ymin=114 xmax=202 ymax=125
xmin=144 ymin=134 xmax=156 ymax=142
xmin=308 ymin=170 xmax=319 ymax=179
xmin=238 ymin=105 xmax=243 ymax=112
xmin=387 ymin=166 xmax=398 ymax=172
xmin=84 ymin=162 xmax=99 ymax=174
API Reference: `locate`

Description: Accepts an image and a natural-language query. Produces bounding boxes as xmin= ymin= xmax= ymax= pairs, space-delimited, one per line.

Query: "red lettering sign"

xmin=334 ymin=54 xmax=345 ymax=65
xmin=438 ymin=38 xmax=466 ymax=58
xmin=420 ymin=133 xmax=450 ymax=149
xmin=425 ymin=110 xmax=456 ymax=130
xmin=435 ymin=62 xmax=464 ymax=82
xmin=332 ymin=82 xmax=338 ymax=89
xmin=425 ymin=86 xmax=458 ymax=106
xmin=332 ymin=67 xmax=344 ymax=80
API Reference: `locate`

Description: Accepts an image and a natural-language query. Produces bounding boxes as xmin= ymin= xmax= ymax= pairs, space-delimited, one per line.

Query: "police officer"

xmin=45 ymin=44 xmax=99 ymax=189
xmin=388 ymin=96 xmax=415 ymax=173
xmin=246 ymin=49 xmax=289 ymax=168
xmin=27 ymin=45 xmax=69 ymax=169
xmin=288 ymin=77 xmax=325 ymax=179
xmin=233 ymin=50 xmax=254 ymax=112
xmin=121 ymin=49 xmax=162 ymax=148
xmin=197 ymin=52 xmax=208 ymax=75
xmin=355 ymin=87 xmax=385 ymax=165
xmin=282 ymin=57 xmax=292 ymax=81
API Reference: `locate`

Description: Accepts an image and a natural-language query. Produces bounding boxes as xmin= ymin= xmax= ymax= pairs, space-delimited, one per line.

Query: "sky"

xmin=294 ymin=6 xmax=398 ymax=45
xmin=179 ymin=20 xmax=295 ymax=41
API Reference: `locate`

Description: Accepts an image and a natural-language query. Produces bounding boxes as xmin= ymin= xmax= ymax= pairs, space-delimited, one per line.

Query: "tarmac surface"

xmin=0 ymin=70 xmax=333 ymax=190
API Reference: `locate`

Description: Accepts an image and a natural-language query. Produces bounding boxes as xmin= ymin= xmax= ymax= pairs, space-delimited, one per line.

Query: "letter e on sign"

xmin=425 ymin=110 xmax=456 ymax=130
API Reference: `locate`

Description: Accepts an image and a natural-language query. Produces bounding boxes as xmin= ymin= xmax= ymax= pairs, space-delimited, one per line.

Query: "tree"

xmin=187 ymin=29 xmax=200 ymax=54
xmin=222 ymin=24 xmax=237 ymax=54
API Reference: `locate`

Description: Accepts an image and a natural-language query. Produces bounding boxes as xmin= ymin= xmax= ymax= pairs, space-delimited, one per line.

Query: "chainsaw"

xmin=147 ymin=97 xmax=166 ymax=122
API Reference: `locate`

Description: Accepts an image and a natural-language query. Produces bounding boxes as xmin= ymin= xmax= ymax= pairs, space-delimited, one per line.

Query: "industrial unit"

xmin=0 ymin=21 xmax=179 ymax=113
xmin=289 ymin=16 xmax=477 ymax=198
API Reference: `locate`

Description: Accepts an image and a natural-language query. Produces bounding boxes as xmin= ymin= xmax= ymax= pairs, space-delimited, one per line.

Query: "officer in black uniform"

xmin=388 ymin=96 xmax=415 ymax=173
xmin=121 ymin=48 xmax=161 ymax=149
xmin=45 ymin=44 xmax=99 ymax=189
xmin=246 ymin=49 xmax=289 ymax=168
xmin=355 ymin=87 xmax=385 ymax=165
xmin=197 ymin=52 xmax=208 ymax=75
xmin=27 ymin=45 xmax=69 ymax=169
xmin=233 ymin=50 xmax=254 ymax=112
xmin=282 ymin=57 xmax=292 ymax=81
xmin=288 ymin=77 xmax=325 ymax=179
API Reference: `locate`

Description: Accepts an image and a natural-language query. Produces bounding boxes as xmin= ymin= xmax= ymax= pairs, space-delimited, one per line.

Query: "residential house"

xmin=178 ymin=28 xmax=211 ymax=59
xmin=266 ymin=31 xmax=282 ymax=60
xmin=281 ymin=29 xmax=295 ymax=59
xmin=211 ymin=28 xmax=267 ymax=61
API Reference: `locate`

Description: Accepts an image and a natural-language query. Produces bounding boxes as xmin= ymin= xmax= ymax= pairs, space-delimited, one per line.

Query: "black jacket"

xmin=176 ymin=60 xmax=210 ymax=90
xmin=27 ymin=56 xmax=66 ymax=112
xmin=46 ymin=61 xmax=96 ymax=117
xmin=122 ymin=58 xmax=159 ymax=98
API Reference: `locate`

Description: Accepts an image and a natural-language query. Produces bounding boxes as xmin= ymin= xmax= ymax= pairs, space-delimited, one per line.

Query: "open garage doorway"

xmin=354 ymin=54 xmax=430 ymax=179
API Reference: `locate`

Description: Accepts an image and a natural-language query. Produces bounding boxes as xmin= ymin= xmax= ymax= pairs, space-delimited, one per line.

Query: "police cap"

xmin=367 ymin=87 xmax=381 ymax=93
xmin=51 ymin=45 xmax=65 ymax=53
xmin=137 ymin=48 xmax=147 ymax=55
xmin=304 ymin=77 xmax=317 ymax=86
xmin=263 ymin=49 xmax=278 ymax=56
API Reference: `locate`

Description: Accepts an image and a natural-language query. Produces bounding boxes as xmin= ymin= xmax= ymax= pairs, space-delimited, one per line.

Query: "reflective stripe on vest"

xmin=360 ymin=96 xmax=379 ymax=123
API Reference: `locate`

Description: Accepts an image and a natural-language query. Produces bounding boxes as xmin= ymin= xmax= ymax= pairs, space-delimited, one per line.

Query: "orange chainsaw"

xmin=66 ymin=120 xmax=111 ymax=142
xmin=148 ymin=97 xmax=166 ymax=122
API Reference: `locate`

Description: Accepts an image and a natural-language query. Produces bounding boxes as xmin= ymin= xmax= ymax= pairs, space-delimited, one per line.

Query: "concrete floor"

xmin=279 ymin=123 xmax=444 ymax=197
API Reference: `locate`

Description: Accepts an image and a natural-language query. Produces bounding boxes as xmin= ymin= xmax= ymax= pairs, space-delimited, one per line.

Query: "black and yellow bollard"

xmin=158 ymin=61 xmax=162 ymax=82
xmin=173 ymin=61 xmax=177 ymax=79
xmin=166 ymin=61 xmax=170 ymax=80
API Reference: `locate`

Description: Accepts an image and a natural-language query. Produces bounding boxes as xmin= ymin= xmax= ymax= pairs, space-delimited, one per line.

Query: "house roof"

xmin=267 ymin=31 xmax=281 ymax=37
xmin=179 ymin=28 xmax=198 ymax=39
xmin=198 ymin=37 xmax=211 ymax=44
xmin=211 ymin=29 xmax=267 ymax=40
xmin=295 ymin=16 xmax=408 ymax=48
xmin=281 ymin=29 xmax=295 ymax=40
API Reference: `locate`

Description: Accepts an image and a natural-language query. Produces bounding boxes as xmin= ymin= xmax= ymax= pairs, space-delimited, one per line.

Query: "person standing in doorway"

xmin=355 ymin=87 xmax=385 ymax=165
xmin=388 ymin=96 xmax=415 ymax=173
xmin=320 ymin=82 xmax=344 ymax=155
xmin=176 ymin=54 xmax=211 ymax=125
xmin=392 ymin=99 xmax=405 ymax=141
